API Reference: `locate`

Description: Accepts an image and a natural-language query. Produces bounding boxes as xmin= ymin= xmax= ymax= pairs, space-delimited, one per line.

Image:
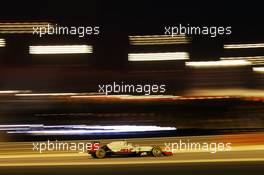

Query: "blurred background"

xmin=0 ymin=1 xmax=264 ymax=140
xmin=0 ymin=1 xmax=263 ymax=174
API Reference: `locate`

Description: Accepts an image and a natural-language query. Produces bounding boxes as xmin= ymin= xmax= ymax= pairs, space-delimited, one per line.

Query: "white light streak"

xmin=3 ymin=124 xmax=176 ymax=135
xmin=129 ymin=34 xmax=190 ymax=45
xmin=221 ymin=56 xmax=264 ymax=65
xmin=0 ymin=22 xmax=51 ymax=34
xmin=0 ymin=90 xmax=31 ymax=94
xmin=29 ymin=45 xmax=93 ymax=54
xmin=128 ymin=52 xmax=189 ymax=61
xmin=224 ymin=43 xmax=264 ymax=49
xmin=252 ymin=67 xmax=264 ymax=73
xmin=185 ymin=60 xmax=251 ymax=67
xmin=0 ymin=38 xmax=5 ymax=47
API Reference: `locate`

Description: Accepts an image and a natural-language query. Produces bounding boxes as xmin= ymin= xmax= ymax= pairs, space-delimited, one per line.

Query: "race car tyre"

xmin=151 ymin=146 xmax=163 ymax=157
xmin=95 ymin=148 xmax=106 ymax=158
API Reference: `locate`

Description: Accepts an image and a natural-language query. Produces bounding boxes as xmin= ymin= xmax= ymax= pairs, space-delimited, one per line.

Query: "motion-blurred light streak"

xmin=129 ymin=34 xmax=190 ymax=45
xmin=0 ymin=90 xmax=31 ymax=94
xmin=3 ymin=125 xmax=176 ymax=135
xmin=221 ymin=56 xmax=264 ymax=65
xmin=185 ymin=60 xmax=251 ymax=67
xmin=16 ymin=93 xmax=81 ymax=96
xmin=186 ymin=89 xmax=264 ymax=97
xmin=128 ymin=52 xmax=189 ymax=61
xmin=252 ymin=67 xmax=264 ymax=73
xmin=29 ymin=45 xmax=93 ymax=54
xmin=224 ymin=43 xmax=264 ymax=49
xmin=15 ymin=92 xmax=99 ymax=97
xmin=0 ymin=22 xmax=51 ymax=34
xmin=0 ymin=38 xmax=5 ymax=47
xmin=70 ymin=95 xmax=178 ymax=99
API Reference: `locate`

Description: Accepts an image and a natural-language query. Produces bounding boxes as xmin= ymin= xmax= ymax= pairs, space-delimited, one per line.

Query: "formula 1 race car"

xmin=88 ymin=141 xmax=173 ymax=158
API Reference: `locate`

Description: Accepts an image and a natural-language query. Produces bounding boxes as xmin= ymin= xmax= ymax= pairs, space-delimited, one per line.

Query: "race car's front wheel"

xmin=151 ymin=146 xmax=163 ymax=157
xmin=95 ymin=148 xmax=106 ymax=158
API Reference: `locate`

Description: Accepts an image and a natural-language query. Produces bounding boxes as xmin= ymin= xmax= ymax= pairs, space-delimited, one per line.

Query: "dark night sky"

xmin=0 ymin=1 xmax=263 ymax=26
xmin=0 ymin=1 xmax=263 ymax=91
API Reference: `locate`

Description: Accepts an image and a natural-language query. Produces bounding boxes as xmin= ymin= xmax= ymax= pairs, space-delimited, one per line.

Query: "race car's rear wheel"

xmin=95 ymin=148 xmax=106 ymax=158
xmin=151 ymin=146 xmax=163 ymax=157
